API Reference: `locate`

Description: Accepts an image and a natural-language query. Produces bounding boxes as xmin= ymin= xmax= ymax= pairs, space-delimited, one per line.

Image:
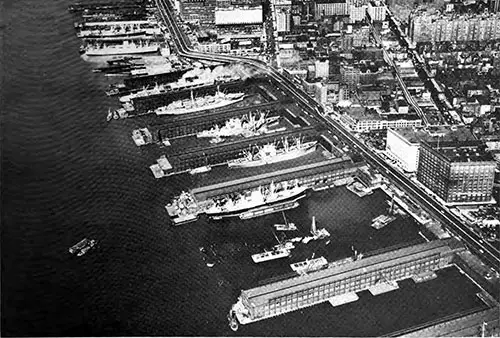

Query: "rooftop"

xmin=424 ymin=142 xmax=496 ymax=163
xmin=391 ymin=126 xmax=476 ymax=145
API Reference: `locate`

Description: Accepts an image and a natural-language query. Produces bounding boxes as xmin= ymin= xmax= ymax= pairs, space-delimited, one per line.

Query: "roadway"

xmin=154 ymin=0 xmax=500 ymax=270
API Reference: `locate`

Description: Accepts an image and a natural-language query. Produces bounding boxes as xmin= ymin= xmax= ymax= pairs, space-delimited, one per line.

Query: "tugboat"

xmin=273 ymin=211 xmax=297 ymax=231
xmin=69 ymin=238 xmax=90 ymax=254
xmin=106 ymin=109 xmax=113 ymax=122
xmin=77 ymin=239 xmax=97 ymax=257
xmin=251 ymin=233 xmax=295 ymax=263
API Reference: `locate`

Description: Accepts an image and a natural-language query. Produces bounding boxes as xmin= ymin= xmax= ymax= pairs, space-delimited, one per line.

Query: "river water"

xmin=1 ymin=1 xmax=483 ymax=336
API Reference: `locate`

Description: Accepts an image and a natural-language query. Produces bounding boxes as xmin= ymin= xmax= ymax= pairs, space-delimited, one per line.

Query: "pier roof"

xmin=241 ymin=239 xmax=463 ymax=305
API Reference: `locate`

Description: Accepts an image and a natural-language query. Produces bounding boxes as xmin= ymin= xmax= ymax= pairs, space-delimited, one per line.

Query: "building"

xmin=417 ymin=141 xmax=496 ymax=204
xmin=386 ymin=126 xmax=478 ymax=173
xmin=276 ymin=7 xmax=292 ymax=32
xmin=367 ymin=0 xmax=386 ymax=21
xmin=315 ymin=59 xmax=330 ymax=78
xmin=340 ymin=106 xmax=422 ymax=132
xmin=349 ymin=4 xmax=367 ymax=22
xmin=409 ymin=11 xmax=500 ymax=43
xmin=230 ymin=239 xmax=464 ymax=327
xmin=315 ymin=0 xmax=349 ymax=20
xmin=179 ymin=0 xmax=216 ymax=27
xmin=215 ymin=6 xmax=263 ymax=25
xmin=489 ymin=0 xmax=500 ymax=13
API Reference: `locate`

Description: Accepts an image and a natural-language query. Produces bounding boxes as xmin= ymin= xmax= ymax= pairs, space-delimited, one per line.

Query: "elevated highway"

xmin=154 ymin=0 xmax=500 ymax=270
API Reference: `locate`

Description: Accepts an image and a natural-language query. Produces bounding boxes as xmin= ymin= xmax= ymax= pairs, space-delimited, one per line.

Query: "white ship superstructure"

xmin=205 ymin=180 xmax=307 ymax=219
xmin=81 ymin=40 xmax=160 ymax=56
xmin=228 ymin=138 xmax=317 ymax=168
xmin=154 ymin=89 xmax=245 ymax=116
xmin=197 ymin=113 xmax=279 ymax=139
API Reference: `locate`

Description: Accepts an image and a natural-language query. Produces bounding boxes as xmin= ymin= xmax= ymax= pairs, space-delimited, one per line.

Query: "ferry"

xmin=80 ymin=40 xmax=160 ymax=56
xmin=154 ymin=89 xmax=245 ymax=116
xmin=228 ymin=138 xmax=317 ymax=168
xmin=290 ymin=256 xmax=328 ymax=275
xmin=205 ymin=181 xmax=307 ymax=219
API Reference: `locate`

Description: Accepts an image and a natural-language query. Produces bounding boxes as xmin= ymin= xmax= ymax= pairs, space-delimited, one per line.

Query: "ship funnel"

xmin=311 ymin=216 xmax=317 ymax=235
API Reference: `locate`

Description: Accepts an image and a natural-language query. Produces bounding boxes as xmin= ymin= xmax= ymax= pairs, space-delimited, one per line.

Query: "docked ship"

xmin=205 ymin=180 xmax=307 ymax=219
xmin=228 ymin=138 xmax=317 ymax=168
xmin=80 ymin=40 xmax=160 ymax=56
xmin=196 ymin=113 xmax=279 ymax=139
xmin=75 ymin=20 xmax=162 ymax=38
xmin=119 ymin=83 xmax=168 ymax=102
xmin=154 ymin=89 xmax=245 ymax=116
xmin=252 ymin=234 xmax=295 ymax=263
xmin=165 ymin=191 xmax=201 ymax=226
xmin=251 ymin=246 xmax=291 ymax=263
xmin=290 ymin=256 xmax=328 ymax=275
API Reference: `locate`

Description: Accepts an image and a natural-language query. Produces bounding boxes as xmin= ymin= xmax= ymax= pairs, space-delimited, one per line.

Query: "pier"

xmin=191 ymin=156 xmax=363 ymax=200
xmin=163 ymin=126 xmax=320 ymax=173
xmin=230 ymin=239 xmax=465 ymax=327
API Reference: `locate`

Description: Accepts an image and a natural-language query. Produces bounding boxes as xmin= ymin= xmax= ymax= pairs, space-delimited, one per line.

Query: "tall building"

xmin=315 ymin=59 xmax=330 ymax=78
xmin=315 ymin=0 xmax=348 ymax=20
xmin=180 ymin=0 xmax=216 ymax=27
xmin=367 ymin=0 xmax=386 ymax=22
xmin=410 ymin=11 xmax=500 ymax=43
xmin=417 ymin=141 xmax=496 ymax=205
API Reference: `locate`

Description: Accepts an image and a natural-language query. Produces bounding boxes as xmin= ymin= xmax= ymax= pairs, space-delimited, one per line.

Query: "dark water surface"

xmin=2 ymin=1 xmax=483 ymax=336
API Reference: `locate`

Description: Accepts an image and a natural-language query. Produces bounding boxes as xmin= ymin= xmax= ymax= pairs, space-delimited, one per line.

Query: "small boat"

xmin=76 ymin=239 xmax=97 ymax=257
xmin=251 ymin=247 xmax=290 ymax=263
xmin=69 ymin=238 xmax=89 ymax=254
xmin=274 ymin=211 xmax=297 ymax=231
xmin=251 ymin=233 xmax=294 ymax=263
xmin=290 ymin=256 xmax=328 ymax=275
xmin=106 ymin=109 xmax=113 ymax=121
xmin=189 ymin=165 xmax=211 ymax=175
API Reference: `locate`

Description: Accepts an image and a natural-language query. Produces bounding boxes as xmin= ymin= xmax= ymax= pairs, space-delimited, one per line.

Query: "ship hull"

xmin=207 ymin=187 xmax=307 ymax=219
xmin=84 ymin=46 xmax=159 ymax=56
xmin=156 ymin=96 xmax=244 ymax=116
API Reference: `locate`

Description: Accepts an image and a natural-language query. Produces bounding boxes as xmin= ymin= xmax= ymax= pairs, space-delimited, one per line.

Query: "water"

xmin=1 ymin=1 xmax=482 ymax=336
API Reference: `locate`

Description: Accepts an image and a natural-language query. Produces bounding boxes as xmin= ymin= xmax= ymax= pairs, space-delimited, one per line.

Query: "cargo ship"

xmin=228 ymin=138 xmax=317 ymax=168
xmin=80 ymin=40 xmax=159 ymax=56
xmin=197 ymin=113 xmax=279 ymax=139
xmin=205 ymin=181 xmax=307 ymax=219
xmin=154 ymin=89 xmax=245 ymax=116
xmin=119 ymin=83 xmax=168 ymax=102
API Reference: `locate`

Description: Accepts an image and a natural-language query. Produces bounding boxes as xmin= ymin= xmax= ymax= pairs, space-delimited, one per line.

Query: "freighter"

xmin=80 ymin=40 xmax=159 ymax=56
xmin=205 ymin=180 xmax=307 ymax=219
xmin=119 ymin=83 xmax=168 ymax=102
xmin=228 ymin=138 xmax=317 ymax=168
xmin=154 ymin=89 xmax=245 ymax=116
xmin=197 ymin=113 xmax=279 ymax=139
